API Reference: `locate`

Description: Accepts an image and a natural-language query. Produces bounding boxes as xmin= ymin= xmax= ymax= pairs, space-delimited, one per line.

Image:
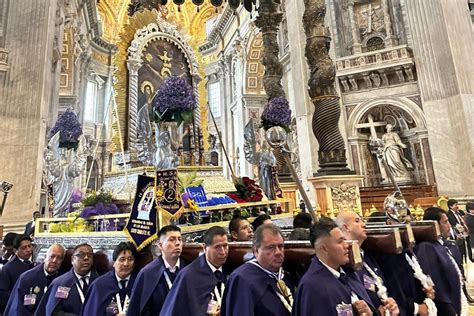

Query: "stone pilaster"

xmin=381 ymin=0 xmax=397 ymax=47
xmin=0 ymin=0 xmax=60 ymax=225
xmin=284 ymin=0 xmax=318 ymax=201
xmin=347 ymin=1 xmax=362 ymax=54
xmin=402 ymin=0 xmax=474 ymax=196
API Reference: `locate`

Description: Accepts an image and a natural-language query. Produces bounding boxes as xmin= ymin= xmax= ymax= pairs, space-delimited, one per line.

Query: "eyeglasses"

xmin=73 ymin=252 xmax=94 ymax=259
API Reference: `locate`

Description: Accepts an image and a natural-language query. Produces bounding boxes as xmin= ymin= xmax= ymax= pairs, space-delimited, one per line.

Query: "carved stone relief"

xmin=331 ymin=183 xmax=359 ymax=211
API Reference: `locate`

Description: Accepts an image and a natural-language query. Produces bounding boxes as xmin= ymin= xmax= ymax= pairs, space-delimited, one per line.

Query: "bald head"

xmin=44 ymin=244 xmax=65 ymax=274
xmin=336 ymin=211 xmax=367 ymax=244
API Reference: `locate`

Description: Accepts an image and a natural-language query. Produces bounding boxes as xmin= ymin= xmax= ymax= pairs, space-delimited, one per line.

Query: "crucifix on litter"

xmin=355 ymin=114 xmax=388 ymax=183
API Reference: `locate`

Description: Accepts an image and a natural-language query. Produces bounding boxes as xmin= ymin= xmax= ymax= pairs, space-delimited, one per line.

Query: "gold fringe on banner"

xmin=123 ymin=209 xmax=159 ymax=252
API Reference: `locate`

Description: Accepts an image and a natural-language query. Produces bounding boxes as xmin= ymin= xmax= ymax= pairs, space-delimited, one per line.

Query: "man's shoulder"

xmin=232 ymin=261 xmax=265 ymax=277
xmin=93 ymin=270 xmax=115 ymax=283
xmin=138 ymin=257 xmax=165 ymax=275
xmin=51 ymin=270 xmax=74 ymax=286
xmin=18 ymin=264 xmax=43 ymax=282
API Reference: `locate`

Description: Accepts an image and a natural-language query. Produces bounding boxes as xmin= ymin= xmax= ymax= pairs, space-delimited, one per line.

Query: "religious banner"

xmin=271 ymin=166 xmax=283 ymax=199
xmin=124 ymin=174 xmax=158 ymax=251
xmin=155 ymin=169 xmax=184 ymax=220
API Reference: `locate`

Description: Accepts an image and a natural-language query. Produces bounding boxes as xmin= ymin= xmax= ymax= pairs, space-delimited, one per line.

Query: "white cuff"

xmin=413 ymin=302 xmax=419 ymax=315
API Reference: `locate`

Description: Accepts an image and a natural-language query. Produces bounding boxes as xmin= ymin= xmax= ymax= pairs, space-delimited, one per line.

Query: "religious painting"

xmin=137 ymin=38 xmax=192 ymax=111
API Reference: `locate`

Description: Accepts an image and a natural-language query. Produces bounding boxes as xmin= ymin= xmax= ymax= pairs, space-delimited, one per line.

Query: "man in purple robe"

xmin=222 ymin=224 xmax=293 ymax=316
xmin=127 ymin=225 xmax=186 ymax=315
xmin=82 ymin=242 xmax=136 ymax=316
xmin=35 ymin=243 xmax=98 ymax=316
xmin=337 ymin=211 xmax=399 ymax=315
xmin=415 ymin=207 xmax=464 ymax=315
xmin=293 ymin=220 xmax=375 ymax=316
xmin=0 ymin=235 xmax=35 ymax=313
xmin=4 ymin=244 xmax=65 ymax=316
xmin=160 ymin=225 xmax=229 ymax=316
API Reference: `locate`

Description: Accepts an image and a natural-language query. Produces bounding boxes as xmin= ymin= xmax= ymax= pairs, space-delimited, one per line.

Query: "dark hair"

xmin=13 ymin=235 xmax=32 ymax=249
xmin=423 ymin=207 xmax=446 ymax=222
xmin=309 ymin=221 xmax=338 ymax=247
xmin=113 ymin=242 xmax=136 ymax=261
xmin=203 ymin=226 xmax=227 ymax=246
xmin=293 ymin=213 xmax=312 ymax=229
xmin=367 ymin=211 xmax=387 ymax=223
xmin=288 ymin=228 xmax=310 ymax=241
xmin=73 ymin=243 xmax=93 ymax=253
xmin=252 ymin=214 xmax=271 ymax=231
xmin=253 ymin=224 xmax=283 ymax=249
xmin=158 ymin=225 xmax=181 ymax=239
xmin=318 ymin=216 xmax=336 ymax=225
xmin=2 ymin=232 xmax=18 ymax=247
xmin=466 ymin=202 xmax=474 ymax=212
xmin=447 ymin=199 xmax=458 ymax=208
xmin=229 ymin=216 xmax=246 ymax=234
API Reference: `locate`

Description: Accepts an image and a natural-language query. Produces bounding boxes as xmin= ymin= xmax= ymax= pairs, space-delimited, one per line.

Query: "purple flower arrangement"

xmin=153 ymin=75 xmax=196 ymax=126
xmin=261 ymin=96 xmax=292 ymax=132
xmin=49 ymin=109 xmax=82 ymax=150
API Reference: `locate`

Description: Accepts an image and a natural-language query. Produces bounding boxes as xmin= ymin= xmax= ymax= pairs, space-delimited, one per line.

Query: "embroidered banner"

xmin=155 ymin=169 xmax=184 ymax=220
xmin=124 ymin=175 xmax=158 ymax=251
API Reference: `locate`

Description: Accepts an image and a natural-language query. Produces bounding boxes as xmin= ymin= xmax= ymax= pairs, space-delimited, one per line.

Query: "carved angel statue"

xmin=44 ymin=132 xmax=88 ymax=217
xmin=244 ymin=118 xmax=278 ymax=200
xmin=136 ymin=104 xmax=179 ymax=169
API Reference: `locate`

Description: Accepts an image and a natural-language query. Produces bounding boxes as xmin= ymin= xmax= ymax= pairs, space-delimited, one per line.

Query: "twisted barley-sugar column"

xmin=303 ymin=0 xmax=349 ymax=173
xmin=255 ymin=0 xmax=291 ymax=176
xmin=255 ymin=0 xmax=285 ymax=101
xmin=127 ymin=60 xmax=141 ymax=152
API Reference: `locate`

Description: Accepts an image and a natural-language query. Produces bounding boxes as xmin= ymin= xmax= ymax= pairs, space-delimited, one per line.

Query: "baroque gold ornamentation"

xmin=111 ymin=5 xmax=216 ymax=152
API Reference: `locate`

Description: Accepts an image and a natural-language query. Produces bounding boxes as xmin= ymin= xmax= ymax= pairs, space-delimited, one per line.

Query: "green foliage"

xmin=178 ymin=171 xmax=204 ymax=194
xmin=81 ymin=190 xmax=113 ymax=207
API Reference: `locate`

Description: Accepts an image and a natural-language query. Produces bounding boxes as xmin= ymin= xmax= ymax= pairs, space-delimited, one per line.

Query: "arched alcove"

xmin=347 ymin=97 xmax=435 ymax=187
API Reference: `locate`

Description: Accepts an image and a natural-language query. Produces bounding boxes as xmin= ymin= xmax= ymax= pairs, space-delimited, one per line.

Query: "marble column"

xmin=217 ymin=55 xmax=233 ymax=178
xmin=402 ymin=0 xmax=474 ymax=196
xmin=0 ymin=0 xmax=60 ymax=225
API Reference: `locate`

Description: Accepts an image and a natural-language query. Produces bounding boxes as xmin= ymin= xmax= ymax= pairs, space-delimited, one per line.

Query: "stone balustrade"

xmin=335 ymin=45 xmax=416 ymax=92
xmin=336 ymin=45 xmax=412 ymax=74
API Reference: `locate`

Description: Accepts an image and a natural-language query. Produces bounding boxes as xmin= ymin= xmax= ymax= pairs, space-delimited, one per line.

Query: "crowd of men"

xmin=0 ymin=201 xmax=472 ymax=315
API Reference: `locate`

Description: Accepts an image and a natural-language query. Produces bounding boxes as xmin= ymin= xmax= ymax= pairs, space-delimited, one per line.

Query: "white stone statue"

xmin=44 ymin=132 xmax=88 ymax=217
xmin=382 ymin=124 xmax=413 ymax=181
